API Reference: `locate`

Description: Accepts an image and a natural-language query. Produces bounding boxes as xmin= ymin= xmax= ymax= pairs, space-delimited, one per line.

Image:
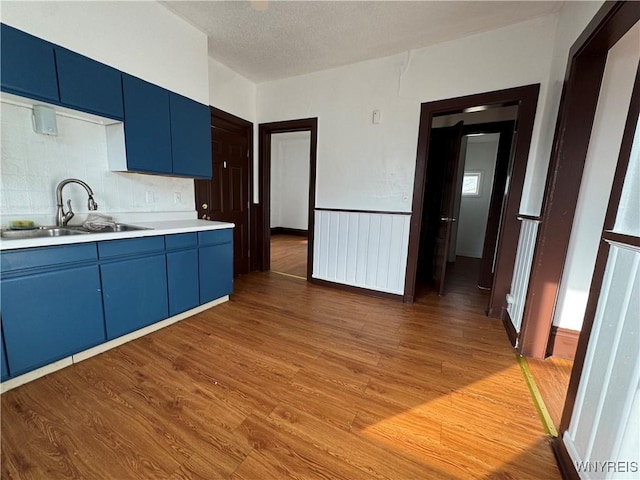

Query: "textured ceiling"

xmin=161 ymin=1 xmax=563 ymax=83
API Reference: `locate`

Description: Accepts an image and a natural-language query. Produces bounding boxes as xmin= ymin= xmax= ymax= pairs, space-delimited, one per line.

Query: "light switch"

xmin=372 ymin=110 xmax=381 ymax=124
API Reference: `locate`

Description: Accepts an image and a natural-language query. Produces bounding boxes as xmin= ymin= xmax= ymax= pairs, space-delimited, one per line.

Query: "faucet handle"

xmin=63 ymin=199 xmax=75 ymax=224
xmin=88 ymin=195 xmax=98 ymax=211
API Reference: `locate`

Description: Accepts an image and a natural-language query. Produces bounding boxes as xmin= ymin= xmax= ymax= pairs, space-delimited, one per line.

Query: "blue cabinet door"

xmin=0 ymin=24 xmax=59 ymax=102
xmin=100 ymin=254 xmax=168 ymax=340
xmin=122 ymin=74 xmax=172 ymax=174
xmin=1 ymin=266 xmax=105 ymax=376
xmin=170 ymin=93 xmax=212 ymax=179
xmin=55 ymin=47 xmax=123 ymax=119
xmin=167 ymin=249 xmax=199 ymax=316
xmin=1 ymin=328 xmax=9 ymax=382
xmin=199 ymin=243 xmax=233 ymax=304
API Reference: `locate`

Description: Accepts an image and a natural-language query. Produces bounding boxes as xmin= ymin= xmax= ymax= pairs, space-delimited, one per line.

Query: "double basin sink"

xmin=0 ymin=224 xmax=150 ymax=240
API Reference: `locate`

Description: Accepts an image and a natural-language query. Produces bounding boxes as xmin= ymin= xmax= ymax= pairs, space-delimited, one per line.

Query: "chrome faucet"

xmin=56 ymin=178 xmax=98 ymax=226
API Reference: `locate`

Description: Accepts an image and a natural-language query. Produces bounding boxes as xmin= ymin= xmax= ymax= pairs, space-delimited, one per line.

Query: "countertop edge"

xmin=0 ymin=220 xmax=235 ymax=251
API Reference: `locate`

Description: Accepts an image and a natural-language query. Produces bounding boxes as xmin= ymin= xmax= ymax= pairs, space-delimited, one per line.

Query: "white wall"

xmin=553 ymin=21 xmax=640 ymax=331
xmin=456 ymin=134 xmax=499 ymax=258
xmin=521 ymin=0 xmax=605 ymax=214
xmin=0 ymin=1 xmax=209 ymax=104
xmin=208 ymin=56 xmax=256 ymax=123
xmin=257 ymin=15 xmax=560 ymax=214
xmin=0 ymin=1 xmax=211 ymax=225
xmin=270 ymin=132 xmax=310 ymax=230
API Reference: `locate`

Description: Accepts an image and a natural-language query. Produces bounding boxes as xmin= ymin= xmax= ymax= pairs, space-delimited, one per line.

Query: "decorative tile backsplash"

xmin=0 ymin=101 xmax=195 ymax=225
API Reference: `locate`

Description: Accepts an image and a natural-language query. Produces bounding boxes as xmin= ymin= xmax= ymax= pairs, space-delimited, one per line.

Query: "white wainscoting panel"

xmin=563 ymin=243 xmax=640 ymax=479
xmin=313 ymin=210 xmax=411 ymax=295
xmin=506 ymin=217 xmax=540 ymax=333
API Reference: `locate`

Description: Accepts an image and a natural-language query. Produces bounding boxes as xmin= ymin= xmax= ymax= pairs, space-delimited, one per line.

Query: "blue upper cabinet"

xmin=170 ymin=93 xmax=212 ymax=179
xmin=122 ymin=74 xmax=173 ymax=175
xmin=55 ymin=47 xmax=123 ymax=120
xmin=0 ymin=24 xmax=59 ymax=102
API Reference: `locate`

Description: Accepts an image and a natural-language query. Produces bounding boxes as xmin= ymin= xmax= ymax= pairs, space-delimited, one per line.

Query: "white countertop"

xmin=0 ymin=219 xmax=234 ymax=251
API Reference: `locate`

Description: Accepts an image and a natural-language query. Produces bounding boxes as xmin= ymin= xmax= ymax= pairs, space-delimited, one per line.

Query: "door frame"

xmin=518 ymin=1 xmax=640 ymax=359
xmin=404 ymin=84 xmax=540 ymax=320
xmin=196 ymin=106 xmax=254 ymax=274
xmin=257 ymin=118 xmax=318 ymax=280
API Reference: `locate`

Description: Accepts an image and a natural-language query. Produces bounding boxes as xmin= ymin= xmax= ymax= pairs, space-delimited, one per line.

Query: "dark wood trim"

xmin=210 ymin=106 xmax=253 ymax=131
xmin=270 ymin=227 xmax=308 ymax=237
xmin=546 ymin=327 xmax=580 ymax=360
xmin=404 ymin=84 xmax=541 ymax=322
xmin=517 ymin=214 xmax=541 ymax=222
xmin=519 ymin=1 xmax=640 ymax=359
xmin=315 ymin=207 xmax=411 ymax=216
xmin=551 ymin=437 xmax=580 ymax=480
xmin=258 ymin=118 xmax=318 ymax=282
xmin=560 ymin=33 xmax=640 ymax=434
xmin=501 ymin=308 xmax=518 ymax=347
xmin=310 ymin=278 xmax=404 ymax=302
xmin=603 ymin=231 xmax=640 ymax=248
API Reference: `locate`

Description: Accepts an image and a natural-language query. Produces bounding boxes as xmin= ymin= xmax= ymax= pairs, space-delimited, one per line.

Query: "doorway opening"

xmin=269 ymin=131 xmax=311 ymax=278
xmin=415 ymin=112 xmax=517 ymax=307
xmin=257 ymin=118 xmax=318 ymax=280
xmin=404 ymin=84 xmax=540 ymax=322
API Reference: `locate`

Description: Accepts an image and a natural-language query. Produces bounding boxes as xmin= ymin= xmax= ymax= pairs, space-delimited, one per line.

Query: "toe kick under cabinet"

xmin=0 ymin=228 xmax=233 ymax=382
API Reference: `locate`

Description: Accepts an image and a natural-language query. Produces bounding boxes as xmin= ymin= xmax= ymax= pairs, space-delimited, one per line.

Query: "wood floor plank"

xmin=1 ymin=271 xmax=561 ymax=479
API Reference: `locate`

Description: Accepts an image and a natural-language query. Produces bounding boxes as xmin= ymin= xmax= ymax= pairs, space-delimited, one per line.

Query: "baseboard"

xmin=270 ymin=227 xmax=308 ymax=237
xmin=547 ymin=326 xmax=579 ymax=359
xmin=551 ymin=436 xmax=580 ymax=480
xmin=310 ymin=277 xmax=403 ymax=302
xmin=0 ymin=296 xmax=229 ymax=394
xmin=501 ymin=308 xmax=518 ymax=347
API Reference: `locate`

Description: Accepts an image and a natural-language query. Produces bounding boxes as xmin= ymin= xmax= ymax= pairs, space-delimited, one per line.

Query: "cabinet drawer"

xmin=165 ymin=233 xmax=197 ymax=251
xmin=98 ymin=236 xmax=165 ymax=259
xmin=1 ymin=243 xmax=98 ymax=274
xmin=198 ymin=229 xmax=233 ymax=246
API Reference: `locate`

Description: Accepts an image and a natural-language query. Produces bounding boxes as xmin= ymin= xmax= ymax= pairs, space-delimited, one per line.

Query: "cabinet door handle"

xmin=202 ymin=203 xmax=208 ymax=210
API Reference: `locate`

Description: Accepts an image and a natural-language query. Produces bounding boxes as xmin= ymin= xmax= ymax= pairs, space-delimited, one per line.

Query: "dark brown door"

xmin=432 ymin=122 xmax=464 ymax=295
xmin=196 ymin=126 xmax=250 ymax=275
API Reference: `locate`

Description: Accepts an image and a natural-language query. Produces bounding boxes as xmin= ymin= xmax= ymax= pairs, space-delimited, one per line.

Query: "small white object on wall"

xmin=32 ymin=105 xmax=58 ymax=136
xmin=372 ymin=109 xmax=381 ymax=124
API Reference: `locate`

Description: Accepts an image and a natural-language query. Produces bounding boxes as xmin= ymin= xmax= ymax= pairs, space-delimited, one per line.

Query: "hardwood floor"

xmin=525 ymin=356 xmax=574 ymax=430
xmin=270 ymin=233 xmax=307 ymax=278
xmin=1 ymin=272 xmax=560 ymax=479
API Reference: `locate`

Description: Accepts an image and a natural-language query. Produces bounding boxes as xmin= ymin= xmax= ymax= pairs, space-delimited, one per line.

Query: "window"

xmin=462 ymin=172 xmax=482 ymax=197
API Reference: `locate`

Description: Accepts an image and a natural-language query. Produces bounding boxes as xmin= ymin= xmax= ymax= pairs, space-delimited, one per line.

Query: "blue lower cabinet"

xmin=167 ymin=249 xmax=199 ymax=316
xmin=1 ymin=329 xmax=9 ymax=382
xmin=199 ymin=242 xmax=233 ymax=304
xmin=1 ymin=266 xmax=105 ymax=376
xmin=100 ymin=255 xmax=168 ymax=340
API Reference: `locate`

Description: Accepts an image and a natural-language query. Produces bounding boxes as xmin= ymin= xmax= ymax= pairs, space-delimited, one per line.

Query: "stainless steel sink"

xmin=0 ymin=226 xmax=90 ymax=239
xmin=80 ymin=223 xmax=152 ymax=233
xmin=1 ymin=223 xmax=151 ymax=240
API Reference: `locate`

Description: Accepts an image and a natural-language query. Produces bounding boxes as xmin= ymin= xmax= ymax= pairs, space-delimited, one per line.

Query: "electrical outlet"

xmin=174 ymin=192 xmax=182 ymax=204
xmin=145 ymin=191 xmax=155 ymax=203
